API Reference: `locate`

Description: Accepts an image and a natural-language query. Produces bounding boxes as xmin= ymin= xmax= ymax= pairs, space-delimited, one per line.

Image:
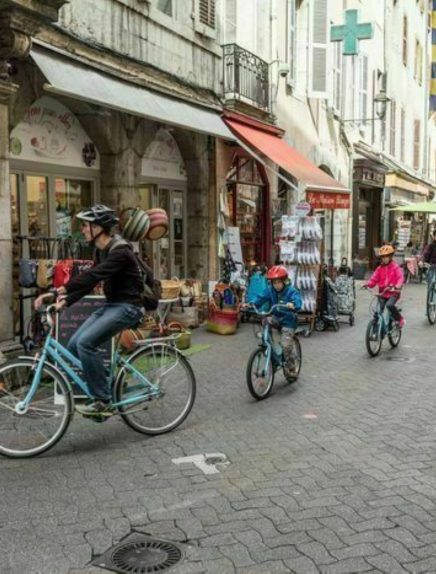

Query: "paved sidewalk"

xmin=2 ymin=283 xmax=436 ymax=573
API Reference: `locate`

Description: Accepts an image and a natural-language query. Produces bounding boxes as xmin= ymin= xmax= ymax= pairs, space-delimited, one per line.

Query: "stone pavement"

xmin=3 ymin=283 xmax=436 ymax=574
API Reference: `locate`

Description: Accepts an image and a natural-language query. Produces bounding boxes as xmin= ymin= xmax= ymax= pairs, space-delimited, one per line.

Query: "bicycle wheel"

xmin=246 ymin=348 xmax=274 ymax=400
xmin=427 ymin=286 xmax=436 ymax=325
xmin=0 ymin=357 xmax=72 ymax=458
xmin=388 ymin=323 xmax=402 ymax=348
xmin=114 ymin=344 xmax=196 ymax=435
xmin=366 ymin=320 xmax=382 ymax=357
xmin=283 ymin=337 xmax=302 ymax=383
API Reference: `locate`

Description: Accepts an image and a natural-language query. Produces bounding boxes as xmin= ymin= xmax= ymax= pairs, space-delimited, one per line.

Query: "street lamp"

xmin=341 ymin=89 xmax=391 ymax=123
xmin=374 ymin=89 xmax=390 ymax=120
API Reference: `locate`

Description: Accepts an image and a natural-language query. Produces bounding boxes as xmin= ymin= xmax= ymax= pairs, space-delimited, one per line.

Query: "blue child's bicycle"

xmin=0 ymin=305 xmax=196 ymax=458
xmin=365 ymin=287 xmax=402 ymax=357
xmin=245 ymin=304 xmax=302 ymax=400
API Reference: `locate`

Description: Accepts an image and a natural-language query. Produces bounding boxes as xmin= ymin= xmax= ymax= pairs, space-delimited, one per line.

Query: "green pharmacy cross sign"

xmin=331 ymin=9 xmax=373 ymax=56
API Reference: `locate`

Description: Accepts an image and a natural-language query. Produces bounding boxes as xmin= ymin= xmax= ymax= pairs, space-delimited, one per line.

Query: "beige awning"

xmin=31 ymin=47 xmax=235 ymax=140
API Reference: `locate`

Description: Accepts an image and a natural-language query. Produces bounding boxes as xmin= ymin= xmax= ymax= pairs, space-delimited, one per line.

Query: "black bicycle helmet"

xmin=76 ymin=204 xmax=119 ymax=229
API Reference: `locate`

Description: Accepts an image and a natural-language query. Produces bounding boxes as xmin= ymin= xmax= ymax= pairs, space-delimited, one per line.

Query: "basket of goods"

xmin=160 ymin=277 xmax=181 ymax=299
xmin=167 ymin=322 xmax=191 ymax=350
xmin=207 ymin=284 xmax=240 ymax=335
xmin=119 ymin=207 xmax=150 ymax=241
xmin=145 ymin=208 xmax=169 ymax=240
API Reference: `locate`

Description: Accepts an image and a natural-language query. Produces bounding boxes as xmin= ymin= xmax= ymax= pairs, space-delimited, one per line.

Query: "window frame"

xmin=403 ymin=15 xmax=408 ymax=67
xmin=413 ymin=118 xmax=421 ymax=171
xmin=390 ymin=100 xmax=396 ymax=157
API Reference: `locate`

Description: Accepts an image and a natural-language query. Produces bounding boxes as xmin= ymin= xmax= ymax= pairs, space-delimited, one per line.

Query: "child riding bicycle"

xmin=363 ymin=244 xmax=405 ymax=328
xmin=244 ymin=265 xmax=302 ymax=376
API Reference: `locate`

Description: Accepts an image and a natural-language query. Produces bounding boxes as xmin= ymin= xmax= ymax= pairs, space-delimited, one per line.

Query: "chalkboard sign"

xmin=56 ymin=296 xmax=114 ymax=396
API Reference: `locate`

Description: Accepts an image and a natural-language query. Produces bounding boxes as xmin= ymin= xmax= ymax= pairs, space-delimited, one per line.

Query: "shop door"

xmin=153 ymin=188 xmax=186 ymax=280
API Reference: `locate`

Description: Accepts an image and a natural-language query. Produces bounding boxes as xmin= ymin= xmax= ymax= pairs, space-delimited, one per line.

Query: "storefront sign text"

xmin=307 ymin=191 xmax=351 ymax=210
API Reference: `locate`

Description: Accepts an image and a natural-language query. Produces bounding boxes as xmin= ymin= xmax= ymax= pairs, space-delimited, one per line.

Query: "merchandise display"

xmin=277 ymin=213 xmax=323 ymax=332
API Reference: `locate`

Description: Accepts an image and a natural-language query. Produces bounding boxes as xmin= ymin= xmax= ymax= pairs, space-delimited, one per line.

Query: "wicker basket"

xmin=160 ymin=277 xmax=181 ymax=299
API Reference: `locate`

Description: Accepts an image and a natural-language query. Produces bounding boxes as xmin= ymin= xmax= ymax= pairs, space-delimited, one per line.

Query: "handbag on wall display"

xmin=19 ymin=259 xmax=39 ymax=288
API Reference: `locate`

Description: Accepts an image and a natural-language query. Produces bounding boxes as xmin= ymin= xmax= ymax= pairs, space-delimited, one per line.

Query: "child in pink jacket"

xmin=364 ymin=245 xmax=405 ymax=327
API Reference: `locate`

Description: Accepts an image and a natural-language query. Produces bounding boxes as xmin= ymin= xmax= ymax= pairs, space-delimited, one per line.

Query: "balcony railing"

xmin=223 ymin=44 xmax=270 ymax=111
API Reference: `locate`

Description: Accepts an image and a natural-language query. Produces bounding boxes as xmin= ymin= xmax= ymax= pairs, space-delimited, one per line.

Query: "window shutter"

xmin=403 ymin=16 xmax=408 ymax=67
xmin=359 ymin=54 xmax=368 ymax=123
xmin=308 ymin=0 xmax=328 ymax=98
xmin=414 ymin=119 xmax=421 ymax=171
xmin=400 ymin=108 xmax=405 ymax=163
xmin=390 ymin=100 xmax=396 ymax=157
xmin=287 ymin=0 xmax=297 ymax=87
xmin=195 ymin=0 xmax=216 ymax=38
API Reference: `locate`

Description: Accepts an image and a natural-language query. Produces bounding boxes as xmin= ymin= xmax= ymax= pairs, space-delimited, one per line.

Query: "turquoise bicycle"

xmin=365 ymin=287 xmax=402 ymax=357
xmin=0 ymin=305 xmax=196 ymax=458
xmin=245 ymin=304 xmax=302 ymax=400
xmin=424 ymin=263 xmax=436 ymax=325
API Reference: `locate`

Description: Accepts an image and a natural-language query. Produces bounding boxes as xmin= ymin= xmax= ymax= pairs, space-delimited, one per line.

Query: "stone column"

xmin=0 ymin=80 xmax=18 ymax=344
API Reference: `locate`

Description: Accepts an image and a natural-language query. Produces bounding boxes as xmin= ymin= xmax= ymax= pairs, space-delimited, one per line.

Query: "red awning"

xmin=225 ymin=118 xmax=349 ymax=194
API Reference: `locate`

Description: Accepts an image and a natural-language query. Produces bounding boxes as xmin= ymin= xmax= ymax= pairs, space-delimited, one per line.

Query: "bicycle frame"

xmin=16 ymin=319 xmax=162 ymax=414
xmin=371 ymin=296 xmax=397 ymax=339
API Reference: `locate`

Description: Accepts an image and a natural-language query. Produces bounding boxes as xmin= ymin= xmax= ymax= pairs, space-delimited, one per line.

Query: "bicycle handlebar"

xmin=244 ymin=303 xmax=295 ymax=316
xmin=363 ymin=286 xmax=402 ymax=297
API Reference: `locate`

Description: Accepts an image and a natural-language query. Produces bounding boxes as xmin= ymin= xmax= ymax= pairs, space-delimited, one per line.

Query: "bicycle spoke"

xmin=0 ymin=360 xmax=71 ymax=458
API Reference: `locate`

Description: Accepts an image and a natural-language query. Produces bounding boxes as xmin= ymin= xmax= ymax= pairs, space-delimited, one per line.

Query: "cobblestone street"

xmin=3 ymin=283 xmax=436 ymax=573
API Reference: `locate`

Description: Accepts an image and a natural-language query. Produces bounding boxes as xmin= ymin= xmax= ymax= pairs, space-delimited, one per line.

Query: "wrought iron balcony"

xmin=223 ymin=44 xmax=270 ymax=111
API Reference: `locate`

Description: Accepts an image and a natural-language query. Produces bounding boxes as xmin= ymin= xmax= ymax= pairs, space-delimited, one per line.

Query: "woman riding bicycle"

xmin=34 ymin=204 xmax=144 ymax=417
xmin=246 ymin=265 xmax=302 ymax=376
xmin=363 ymin=244 xmax=405 ymax=328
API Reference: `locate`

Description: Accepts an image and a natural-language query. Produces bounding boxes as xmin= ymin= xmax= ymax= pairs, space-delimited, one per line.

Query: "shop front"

xmin=223 ymin=112 xmax=349 ymax=269
xmin=9 ymin=95 xmax=100 ymax=335
xmin=138 ymin=128 xmax=188 ymax=279
xmin=306 ymin=190 xmax=351 ymax=265
xmin=352 ymin=159 xmax=387 ymax=274
xmin=384 ymin=172 xmax=430 ymax=249
xmin=225 ymin=150 xmax=270 ymax=265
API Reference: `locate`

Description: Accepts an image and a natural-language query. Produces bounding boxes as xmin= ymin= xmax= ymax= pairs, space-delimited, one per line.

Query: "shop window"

xmin=27 ymin=176 xmax=49 ymax=237
xmin=55 ymin=178 xmax=92 ymax=238
xmin=157 ymin=0 xmax=173 ymax=17
xmin=227 ymin=155 xmax=268 ymax=265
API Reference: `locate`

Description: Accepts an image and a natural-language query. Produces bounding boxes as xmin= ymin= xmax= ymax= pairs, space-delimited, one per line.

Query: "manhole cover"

xmin=93 ymin=532 xmax=183 ymax=573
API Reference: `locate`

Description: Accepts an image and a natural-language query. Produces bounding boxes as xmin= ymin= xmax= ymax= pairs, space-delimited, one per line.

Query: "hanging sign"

xmin=307 ymin=191 xmax=351 ymax=210
xmin=295 ymin=201 xmax=312 ymax=217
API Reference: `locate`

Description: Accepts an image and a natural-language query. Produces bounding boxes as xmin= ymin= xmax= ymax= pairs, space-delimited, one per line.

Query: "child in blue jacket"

xmin=249 ymin=265 xmax=302 ymax=376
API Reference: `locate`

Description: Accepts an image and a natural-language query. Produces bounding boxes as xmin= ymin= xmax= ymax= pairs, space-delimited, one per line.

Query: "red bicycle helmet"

xmin=267 ymin=265 xmax=288 ymax=280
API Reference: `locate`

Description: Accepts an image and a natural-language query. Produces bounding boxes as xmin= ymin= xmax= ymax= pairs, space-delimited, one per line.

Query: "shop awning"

xmin=225 ymin=118 xmax=349 ymax=194
xmin=390 ymin=201 xmax=436 ymax=213
xmin=30 ymin=47 xmax=235 ymax=140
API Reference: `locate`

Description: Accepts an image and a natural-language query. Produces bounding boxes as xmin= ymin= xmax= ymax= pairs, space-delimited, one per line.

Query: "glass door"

xmin=149 ymin=187 xmax=186 ymax=279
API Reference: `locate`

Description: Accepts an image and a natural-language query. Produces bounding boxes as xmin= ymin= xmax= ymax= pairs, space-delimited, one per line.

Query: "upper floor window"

xmin=157 ymin=0 xmax=173 ymax=17
xmin=287 ymin=0 xmax=297 ymax=88
xmin=403 ymin=16 xmax=408 ymax=67
xmin=414 ymin=40 xmax=423 ymax=84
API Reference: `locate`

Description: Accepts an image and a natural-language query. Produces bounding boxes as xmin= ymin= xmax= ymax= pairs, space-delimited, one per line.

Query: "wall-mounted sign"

xmin=10 ymin=96 xmax=100 ymax=169
xmin=142 ymin=128 xmax=187 ymax=181
xmin=353 ymin=166 xmax=385 ymax=187
xmin=307 ymin=191 xmax=351 ymax=210
xmin=295 ymin=201 xmax=312 ymax=217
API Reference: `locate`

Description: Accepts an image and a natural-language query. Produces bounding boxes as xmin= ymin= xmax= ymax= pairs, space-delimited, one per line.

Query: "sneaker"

xmin=399 ymin=317 xmax=406 ymax=329
xmin=76 ymin=400 xmax=113 ymax=418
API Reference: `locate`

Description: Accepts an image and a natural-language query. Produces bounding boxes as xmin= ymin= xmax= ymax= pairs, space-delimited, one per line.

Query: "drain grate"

xmin=93 ymin=532 xmax=183 ymax=573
